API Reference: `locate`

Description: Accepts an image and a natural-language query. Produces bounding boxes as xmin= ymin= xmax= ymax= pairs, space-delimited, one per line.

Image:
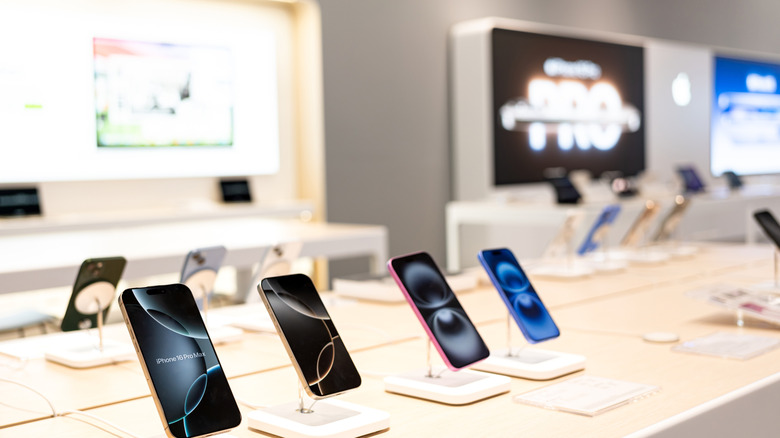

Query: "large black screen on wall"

xmin=491 ymin=29 xmax=645 ymax=185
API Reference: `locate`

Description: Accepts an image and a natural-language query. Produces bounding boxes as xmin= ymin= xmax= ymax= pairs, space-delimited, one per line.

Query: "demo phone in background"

xmin=387 ymin=251 xmax=489 ymax=370
xmin=258 ymin=274 xmax=361 ymax=399
xmin=119 ymin=284 xmax=241 ymax=438
xmin=180 ymin=246 xmax=227 ymax=310
xmin=753 ymin=209 xmax=780 ymax=249
xmin=61 ymin=257 xmax=126 ymax=332
xmin=676 ymin=165 xmax=706 ymax=193
xmin=722 ymin=170 xmax=743 ymax=190
xmin=652 ymin=195 xmax=691 ymax=242
xmin=478 ymin=248 xmax=559 ymax=343
xmin=621 ymin=200 xmax=661 ymax=247
xmin=547 ymin=175 xmax=582 ymax=204
xmin=577 ymin=204 xmax=622 ymax=255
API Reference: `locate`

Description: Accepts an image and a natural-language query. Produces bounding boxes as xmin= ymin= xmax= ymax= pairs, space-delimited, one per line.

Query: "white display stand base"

xmin=527 ymin=262 xmax=594 ymax=280
xmin=746 ymin=281 xmax=780 ymax=295
xmin=247 ymin=399 xmax=390 ymax=438
xmin=228 ymin=314 xmax=276 ymax=333
xmin=206 ymin=324 xmax=244 ymax=345
xmin=607 ymin=248 xmax=670 ymax=265
xmin=44 ymin=338 xmax=136 ymax=368
xmin=471 ymin=348 xmax=586 ymax=380
xmin=384 ymin=368 xmax=510 ymax=405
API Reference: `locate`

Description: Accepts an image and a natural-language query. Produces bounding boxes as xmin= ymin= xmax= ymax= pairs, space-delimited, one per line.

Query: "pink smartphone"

xmin=387 ymin=251 xmax=489 ymax=370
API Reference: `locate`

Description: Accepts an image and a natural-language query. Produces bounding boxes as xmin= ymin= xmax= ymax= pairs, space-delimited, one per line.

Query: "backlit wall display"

xmin=711 ymin=55 xmax=780 ymax=176
xmin=0 ymin=5 xmax=279 ymax=183
xmin=492 ymin=28 xmax=645 ymax=185
xmin=94 ymin=38 xmax=235 ymax=148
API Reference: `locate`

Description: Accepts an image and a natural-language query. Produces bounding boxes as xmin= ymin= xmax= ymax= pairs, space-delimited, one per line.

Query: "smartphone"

xmin=620 ymin=200 xmax=661 ymax=247
xmin=542 ymin=209 xmax=585 ymax=259
xmin=577 ymin=204 xmax=621 ymax=255
xmin=478 ymin=248 xmax=559 ymax=343
xmin=676 ymin=165 xmax=706 ymax=193
xmin=754 ymin=209 xmax=780 ymax=249
xmin=61 ymin=257 xmax=127 ymax=332
xmin=723 ymin=171 xmax=743 ymax=190
xmin=180 ymin=246 xmax=227 ymax=308
xmin=652 ymin=195 xmax=691 ymax=242
xmin=258 ymin=274 xmax=361 ymax=399
xmin=387 ymin=251 xmax=489 ymax=371
xmin=547 ymin=175 xmax=582 ymax=204
xmin=119 ymin=284 xmax=241 ymax=438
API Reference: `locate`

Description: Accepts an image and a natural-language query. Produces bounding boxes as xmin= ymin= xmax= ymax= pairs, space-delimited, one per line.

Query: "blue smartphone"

xmin=478 ymin=248 xmax=559 ymax=343
xmin=577 ymin=204 xmax=621 ymax=255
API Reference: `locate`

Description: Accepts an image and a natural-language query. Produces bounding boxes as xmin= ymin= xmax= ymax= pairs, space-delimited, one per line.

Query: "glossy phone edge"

xmin=257 ymin=276 xmax=360 ymax=400
xmin=477 ymin=249 xmax=559 ymax=343
xmin=754 ymin=210 xmax=780 ymax=249
xmin=118 ymin=286 xmax=240 ymax=438
xmin=386 ymin=252 xmax=486 ymax=371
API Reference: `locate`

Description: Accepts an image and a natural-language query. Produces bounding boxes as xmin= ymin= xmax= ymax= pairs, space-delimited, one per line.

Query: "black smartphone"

xmin=547 ymin=175 xmax=582 ymax=204
xmin=676 ymin=165 xmax=706 ymax=193
xmin=723 ymin=171 xmax=743 ymax=190
xmin=119 ymin=284 xmax=241 ymax=438
xmin=387 ymin=251 xmax=490 ymax=371
xmin=754 ymin=209 xmax=780 ymax=249
xmin=258 ymin=274 xmax=361 ymax=399
xmin=61 ymin=257 xmax=126 ymax=332
xmin=478 ymin=248 xmax=559 ymax=343
xmin=180 ymin=246 xmax=227 ymax=308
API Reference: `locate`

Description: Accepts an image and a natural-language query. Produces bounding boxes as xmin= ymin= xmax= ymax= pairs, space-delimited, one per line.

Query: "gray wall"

xmin=319 ymin=0 xmax=780 ymax=270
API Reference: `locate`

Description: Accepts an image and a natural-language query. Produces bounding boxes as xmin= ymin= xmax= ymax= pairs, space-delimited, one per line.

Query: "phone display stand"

xmin=383 ymin=340 xmax=511 ymax=405
xmin=248 ymin=381 xmax=390 ymax=438
xmin=471 ymin=314 xmax=585 ymax=380
xmin=583 ymin=238 xmax=627 ymax=273
xmin=607 ymin=246 xmax=670 ymax=265
xmin=531 ymin=216 xmax=594 ymax=279
xmin=185 ymin=270 xmax=244 ymax=344
xmin=45 ymin=281 xmax=135 ymax=368
xmin=748 ymin=248 xmax=780 ymax=296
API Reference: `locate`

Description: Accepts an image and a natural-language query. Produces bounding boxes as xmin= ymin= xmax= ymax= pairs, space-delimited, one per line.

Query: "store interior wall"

xmin=319 ymin=0 xmax=780 ymax=274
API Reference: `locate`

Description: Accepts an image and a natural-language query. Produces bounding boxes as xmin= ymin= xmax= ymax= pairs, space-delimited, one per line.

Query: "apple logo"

xmin=672 ymin=72 xmax=692 ymax=107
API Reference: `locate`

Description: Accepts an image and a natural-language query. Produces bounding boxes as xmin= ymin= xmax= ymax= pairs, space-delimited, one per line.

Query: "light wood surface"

xmin=3 ymin=243 xmax=780 ymax=437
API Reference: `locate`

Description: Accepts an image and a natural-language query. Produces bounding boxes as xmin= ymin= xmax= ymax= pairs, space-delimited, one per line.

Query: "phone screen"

xmin=754 ymin=210 xmax=780 ymax=249
xmin=577 ymin=204 xmax=621 ymax=255
xmin=387 ymin=252 xmax=489 ymax=370
xmin=259 ymin=274 xmax=361 ymax=399
xmin=120 ymin=284 xmax=240 ymax=438
xmin=478 ymin=248 xmax=559 ymax=343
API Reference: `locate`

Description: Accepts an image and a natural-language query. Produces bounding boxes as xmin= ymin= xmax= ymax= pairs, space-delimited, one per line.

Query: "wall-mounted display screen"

xmin=0 ymin=4 xmax=279 ymax=183
xmin=711 ymin=55 xmax=780 ymax=177
xmin=491 ymin=28 xmax=645 ymax=185
xmin=94 ymin=38 xmax=235 ymax=149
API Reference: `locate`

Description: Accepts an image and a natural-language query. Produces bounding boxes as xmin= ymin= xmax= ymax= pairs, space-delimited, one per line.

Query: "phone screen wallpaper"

xmin=123 ymin=286 xmax=240 ymax=438
xmin=480 ymin=250 xmax=559 ymax=342
xmin=261 ymin=274 xmax=361 ymax=398
xmin=391 ymin=253 xmax=489 ymax=369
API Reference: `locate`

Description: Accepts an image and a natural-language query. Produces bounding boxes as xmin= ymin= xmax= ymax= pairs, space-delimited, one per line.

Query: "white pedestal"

xmin=44 ymin=338 xmax=136 ymax=368
xmin=471 ymin=348 xmax=586 ymax=380
xmin=247 ymin=399 xmax=390 ymax=438
xmin=746 ymin=281 xmax=780 ymax=295
xmin=384 ymin=368 xmax=511 ymax=405
xmin=607 ymin=248 xmax=670 ymax=265
xmin=206 ymin=324 xmax=244 ymax=345
xmin=527 ymin=262 xmax=594 ymax=280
